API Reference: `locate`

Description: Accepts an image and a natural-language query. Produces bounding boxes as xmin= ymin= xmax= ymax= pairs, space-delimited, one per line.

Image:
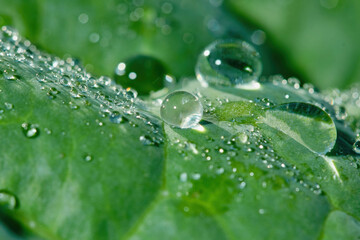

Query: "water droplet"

xmin=161 ymin=2 xmax=173 ymax=14
xmin=78 ymin=13 xmax=89 ymax=24
xmin=83 ymin=154 xmax=93 ymax=162
xmin=251 ymin=30 xmax=266 ymax=46
xmin=192 ymin=173 xmax=201 ymax=180
xmin=21 ymin=123 xmax=40 ymax=138
xmin=139 ymin=135 xmax=158 ymax=146
xmin=89 ymin=33 xmax=100 ymax=43
xmin=47 ymin=87 xmax=60 ymax=99
xmin=320 ymin=0 xmax=338 ymax=9
xmin=4 ymin=102 xmax=13 ymax=110
xmin=160 ymin=91 xmax=203 ymax=129
xmin=216 ymin=167 xmax=224 ymax=174
xmin=262 ymin=102 xmax=337 ymax=154
xmin=0 ymin=190 xmax=19 ymax=210
xmin=180 ymin=172 xmax=188 ymax=182
xmin=114 ymin=55 xmax=168 ymax=95
xmin=35 ymin=72 xmax=47 ymax=83
xmin=353 ymin=140 xmax=360 ymax=154
xmin=196 ymin=39 xmax=262 ymax=87
xmin=232 ymin=132 xmax=248 ymax=146
xmin=109 ymin=111 xmax=126 ymax=124
xmin=3 ymin=68 xmax=19 ymax=80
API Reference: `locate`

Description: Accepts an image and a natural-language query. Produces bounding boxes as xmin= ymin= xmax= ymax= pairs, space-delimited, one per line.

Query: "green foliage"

xmin=227 ymin=0 xmax=360 ymax=89
xmin=1 ymin=33 xmax=360 ymax=238
xmin=0 ymin=1 xmax=360 ymax=240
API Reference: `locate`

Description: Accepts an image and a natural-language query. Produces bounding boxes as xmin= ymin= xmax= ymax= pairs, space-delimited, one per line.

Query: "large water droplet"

xmin=160 ymin=91 xmax=203 ymax=129
xmin=114 ymin=55 xmax=168 ymax=95
xmin=196 ymin=39 xmax=262 ymax=87
xmin=261 ymin=102 xmax=337 ymax=154
xmin=0 ymin=190 xmax=19 ymax=210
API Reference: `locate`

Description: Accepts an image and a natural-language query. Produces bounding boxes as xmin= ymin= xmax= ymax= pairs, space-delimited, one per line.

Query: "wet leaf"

xmin=227 ymin=0 xmax=360 ymax=89
xmin=1 ymin=26 xmax=360 ymax=240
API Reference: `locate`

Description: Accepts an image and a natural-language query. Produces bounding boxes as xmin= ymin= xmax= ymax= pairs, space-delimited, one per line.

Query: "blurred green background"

xmin=0 ymin=0 xmax=359 ymax=88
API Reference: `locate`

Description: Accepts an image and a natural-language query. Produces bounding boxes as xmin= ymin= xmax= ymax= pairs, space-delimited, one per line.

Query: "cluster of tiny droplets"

xmin=166 ymin=113 xmax=324 ymax=205
xmin=0 ymin=26 xmax=163 ymax=145
xmin=3 ymin=25 xmax=359 ymax=208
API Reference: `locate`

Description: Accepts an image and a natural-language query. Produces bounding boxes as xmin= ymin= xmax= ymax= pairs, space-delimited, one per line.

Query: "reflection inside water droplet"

xmin=160 ymin=91 xmax=203 ymax=129
xmin=262 ymin=102 xmax=337 ymax=154
xmin=0 ymin=190 xmax=19 ymax=210
xmin=196 ymin=39 xmax=262 ymax=87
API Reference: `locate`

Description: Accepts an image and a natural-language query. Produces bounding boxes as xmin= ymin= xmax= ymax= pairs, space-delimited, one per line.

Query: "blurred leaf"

xmin=321 ymin=211 xmax=360 ymax=240
xmin=0 ymin=0 xmax=294 ymax=83
xmin=226 ymin=0 xmax=360 ymax=89
xmin=1 ymin=6 xmax=360 ymax=240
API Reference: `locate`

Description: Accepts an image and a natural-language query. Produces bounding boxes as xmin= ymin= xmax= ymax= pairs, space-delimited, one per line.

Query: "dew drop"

xmin=21 ymin=123 xmax=40 ymax=138
xmin=262 ymin=102 xmax=337 ymax=154
xmin=4 ymin=102 xmax=13 ymax=110
xmin=109 ymin=111 xmax=126 ymax=124
xmin=196 ymin=39 xmax=262 ymax=87
xmin=83 ymin=154 xmax=93 ymax=162
xmin=232 ymin=132 xmax=248 ymax=146
xmin=192 ymin=173 xmax=201 ymax=180
xmin=160 ymin=91 xmax=203 ymax=129
xmin=353 ymin=140 xmax=360 ymax=154
xmin=3 ymin=68 xmax=19 ymax=80
xmin=139 ymin=135 xmax=157 ymax=146
xmin=0 ymin=190 xmax=19 ymax=210
xmin=114 ymin=55 xmax=168 ymax=95
xmin=258 ymin=208 xmax=265 ymax=214
xmin=179 ymin=172 xmax=188 ymax=182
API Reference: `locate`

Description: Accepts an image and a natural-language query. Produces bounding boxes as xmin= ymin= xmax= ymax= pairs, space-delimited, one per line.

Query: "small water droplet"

xmin=35 ymin=73 xmax=47 ymax=83
xmin=83 ymin=154 xmax=93 ymax=162
xmin=0 ymin=190 xmax=19 ymax=210
xmin=232 ymin=132 xmax=248 ymax=146
xmin=4 ymin=102 xmax=13 ymax=110
xmin=192 ymin=173 xmax=201 ymax=180
xmin=216 ymin=167 xmax=224 ymax=174
xmin=89 ymin=33 xmax=100 ymax=43
xmin=21 ymin=123 xmax=40 ymax=138
xmin=258 ymin=208 xmax=265 ymax=214
xmin=239 ymin=182 xmax=246 ymax=189
xmin=196 ymin=39 xmax=262 ymax=87
xmin=139 ymin=135 xmax=158 ymax=146
xmin=353 ymin=140 xmax=360 ymax=154
xmin=160 ymin=91 xmax=203 ymax=129
xmin=180 ymin=172 xmax=188 ymax=182
xmin=109 ymin=111 xmax=126 ymax=124
xmin=251 ymin=30 xmax=266 ymax=46
xmin=78 ymin=13 xmax=89 ymax=24
xmin=263 ymin=102 xmax=336 ymax=154
xmin=3 ymin=68 xmax=19 ymax=80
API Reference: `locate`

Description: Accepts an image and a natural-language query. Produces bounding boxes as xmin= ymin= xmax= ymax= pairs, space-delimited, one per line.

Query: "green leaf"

xmin=1 ymin=27 xmax=360 ymax=240
xmin=0 ymin=34 xmax=164 ymax=239
xmin=226 ymin=0 xmax=360 ymax=89
xmin=321 ymin=211 xmax=360 ymax=240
